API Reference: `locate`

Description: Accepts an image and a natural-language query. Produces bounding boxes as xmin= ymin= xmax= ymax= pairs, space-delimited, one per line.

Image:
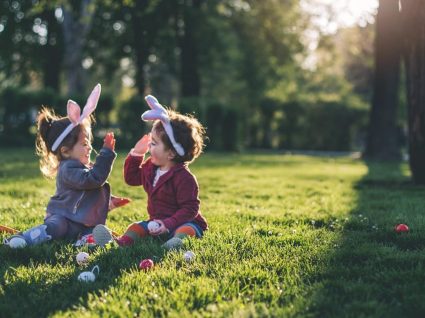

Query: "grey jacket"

xmin=46 ymin=148 xmax=116 ymax=226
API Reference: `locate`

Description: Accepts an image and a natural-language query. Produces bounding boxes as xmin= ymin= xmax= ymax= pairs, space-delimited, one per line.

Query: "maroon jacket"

xmin=124 ymin=154 xmax=208 ymax=232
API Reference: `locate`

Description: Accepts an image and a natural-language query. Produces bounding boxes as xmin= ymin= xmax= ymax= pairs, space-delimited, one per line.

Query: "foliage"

xmin=0 ymin=86 xmax=59 ymax=146
xmin=0 ymin=87 xmax=115 ymax=146
xmin=116 ymin=95 xmax=147 ymax=148
xmin=0 ymin=0 xmax=377 ymax=152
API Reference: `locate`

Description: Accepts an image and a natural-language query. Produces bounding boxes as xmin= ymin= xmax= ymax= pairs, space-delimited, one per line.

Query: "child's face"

xmin=149 ymin=129 xmax=175 ymax=169
xmin=67 ymin=131 xmax=92 ymax=165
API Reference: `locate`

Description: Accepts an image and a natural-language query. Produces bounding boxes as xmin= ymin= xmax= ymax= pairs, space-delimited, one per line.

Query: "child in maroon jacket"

xmin=93 ymin=95 xmax=207 ymax=249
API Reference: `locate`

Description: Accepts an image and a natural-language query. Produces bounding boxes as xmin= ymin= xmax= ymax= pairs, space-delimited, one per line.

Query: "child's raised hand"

xmin=103 ymin=132 xmax=116 ymax=151
xmin=149 ymin=219 xmax=169 ymax=236
xmin=133 ymin=133 xmax=151 ymax=155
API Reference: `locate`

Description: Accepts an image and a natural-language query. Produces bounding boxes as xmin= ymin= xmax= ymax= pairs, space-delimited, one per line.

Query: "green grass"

xmin=1 ymin=149 xmax=425 ymax=317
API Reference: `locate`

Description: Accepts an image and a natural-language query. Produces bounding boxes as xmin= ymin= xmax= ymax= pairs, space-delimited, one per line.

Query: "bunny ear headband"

xmin=142 ymin=95 xmax=185 ymax=156
xmin=51 ymin=84 xmax=101 ymax=152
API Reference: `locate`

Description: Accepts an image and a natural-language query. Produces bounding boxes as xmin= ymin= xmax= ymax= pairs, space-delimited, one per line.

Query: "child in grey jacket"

xmin=4 ymin=84 xmax=129 ymax=248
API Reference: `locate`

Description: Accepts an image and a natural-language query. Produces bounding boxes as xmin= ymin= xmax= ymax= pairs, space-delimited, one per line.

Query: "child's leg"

xmin=174 ymin=222 xmax=203 ymax=239
xmin=173 ymin=224 xmax=198 ymax=239
xmin=65 ymin=219 xmax=93 ymax=240
xmin=6 ymin=223 xmax=53 ymax=247
xmin=163 ymin=223 xmax=203 ymax=250
xmin=93 ymin=221 xmax=149 ymax=247
xmin=117 ymin=221 xmax=149 ymax=246
xmin=44 ymin=214 xmax=69 ymax=240
xmin=22 ymin=214 xmax=73 ymax=245
xmin=5 ymin=215 xmax=80 ymax=248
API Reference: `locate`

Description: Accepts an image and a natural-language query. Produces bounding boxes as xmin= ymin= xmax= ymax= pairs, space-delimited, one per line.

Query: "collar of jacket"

xmin=150 ymin=161 xmax=187 ymax=195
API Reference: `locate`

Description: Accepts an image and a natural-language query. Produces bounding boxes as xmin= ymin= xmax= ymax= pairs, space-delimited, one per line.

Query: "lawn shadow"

xmin=0 ymin=238 xmax=167 ymax=317
xmin=0 ymin=149 xmax=40 ymax=180
xmin=305 ymin=160 xmax=425 ymax=317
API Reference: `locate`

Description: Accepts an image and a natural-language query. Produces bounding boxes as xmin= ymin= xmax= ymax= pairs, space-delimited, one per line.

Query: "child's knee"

xmin=174 ymin=225 xmax=197 ymax=239
xmin=125 ymin=222 xmax=148 ymax=239
xmin=44 ymin=214 xmax=69 ymax=239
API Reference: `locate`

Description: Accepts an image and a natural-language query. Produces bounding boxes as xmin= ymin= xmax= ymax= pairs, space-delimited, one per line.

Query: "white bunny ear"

xmin=52 ymin=84 xmax=101 ymax=152
xmin=67 ymin=100 xmax=81 ymax=125
xmin=145 ymin=95 xmax=161 ymax=110
xmin=141 ymin=95 xmax=185 ymax=156
xmin=80 ymin=83 xmax=101 ymax=123
xmin=142 ymin=95 xmax=169 ymax=123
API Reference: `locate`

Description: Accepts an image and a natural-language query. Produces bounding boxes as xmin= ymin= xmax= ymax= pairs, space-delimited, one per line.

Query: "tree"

xmin=364 ymin=0 xmax=401 ymax=160
xmin=400 ymin=0 xmax=425 ymax=184
xmin=62 ymin=0 xmax=96 ymax=95
xmin=41 ymin=8 xmax=63 ymax=90
xmin=0 ymin=0 xmax=46 ymax=87
xmin=180 ymin=0 xmax=201 ymax=97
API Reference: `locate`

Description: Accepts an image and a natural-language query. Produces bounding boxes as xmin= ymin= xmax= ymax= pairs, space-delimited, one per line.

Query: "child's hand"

xmin=149 ymin=219 xmax=169 ymax=236
xmin=133 ymin=133 xmax=151 ymax=155
xmin=103 ymin=132 xmax=116 ymax=151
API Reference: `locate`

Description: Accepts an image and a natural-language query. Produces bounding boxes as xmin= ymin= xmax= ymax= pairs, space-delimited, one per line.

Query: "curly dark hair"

xmin=152 ymin=109 xmax=206 ymax=164
xmin=35 ymin=107 xmax=92 ymax=178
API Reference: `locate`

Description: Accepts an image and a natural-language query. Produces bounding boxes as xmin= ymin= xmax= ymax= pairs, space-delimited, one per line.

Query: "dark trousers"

xmin=44 ymin=214 xmax=93 ymax=240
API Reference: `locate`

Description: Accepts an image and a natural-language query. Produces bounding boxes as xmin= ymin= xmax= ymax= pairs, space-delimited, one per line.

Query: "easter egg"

xmin=78 ymin=271 xmax=95 ymax=282
xmin=76 ymin=252 xmax=90 ymax=265
xmin=147 ymin=221 xmax=160 ymax=232
xmin=395 ymin=223 xmax=409 ymax=233
xmin=78 ymin=265 xmax=99 ymax=283
xmin=139 ymin=258 xmax=154 ymax=271
xmin=183 ymin=251 xmax=196 ymax=262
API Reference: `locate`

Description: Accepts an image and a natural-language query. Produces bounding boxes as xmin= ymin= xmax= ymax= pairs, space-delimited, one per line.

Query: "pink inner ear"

xmin=67 ymin=100 xmax=81 ymax=124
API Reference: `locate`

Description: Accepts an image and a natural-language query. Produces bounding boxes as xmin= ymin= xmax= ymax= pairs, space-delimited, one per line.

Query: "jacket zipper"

xmin=73 ymin=191 xmax=85 ymax=214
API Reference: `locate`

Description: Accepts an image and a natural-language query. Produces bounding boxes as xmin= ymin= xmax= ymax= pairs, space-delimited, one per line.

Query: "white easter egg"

xmin=9 ymin=237 xmax=27 ymax=249
xmin=76 ymin=252 xmax=90 ymax=265
xmin=147 ymin=221 xmax=160 ymax=232
xmin=78 ymin=265 xmax=99 ymax=283
xmin=183 ymin=251 xmax=196 ymax=262
xmin=78 ymin=271 xmax=95 ymax=282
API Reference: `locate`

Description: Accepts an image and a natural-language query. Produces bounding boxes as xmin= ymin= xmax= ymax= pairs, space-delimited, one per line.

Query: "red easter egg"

xmin=394 ymin=224 xmax=409 ymax=233
xmin=139 ymin=258 xmax=154 ymax=271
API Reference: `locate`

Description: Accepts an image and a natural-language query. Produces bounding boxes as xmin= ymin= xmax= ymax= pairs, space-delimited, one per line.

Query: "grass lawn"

xmin=1 ymin=149 xmax=425 ymax=317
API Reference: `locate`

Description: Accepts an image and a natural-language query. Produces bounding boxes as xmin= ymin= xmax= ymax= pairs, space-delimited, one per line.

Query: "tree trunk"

xmin=131 ymin=1 xmax=149 ymax=96
xmin=180 ymin=0 xmax=201 ymax=97
xmin=364 ymin=0 xmax=401 ymax=160
xmin=62 ymin=0 xmax=95 ymax=95
xmin=43 ymin=10 xmax=62 ymax=91
xmin=400 ymin=1 xmax=425 ymax=184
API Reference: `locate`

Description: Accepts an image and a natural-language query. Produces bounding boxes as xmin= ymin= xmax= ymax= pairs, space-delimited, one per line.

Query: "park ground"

xmin=1 ymin=149 xmax=425 ymax=317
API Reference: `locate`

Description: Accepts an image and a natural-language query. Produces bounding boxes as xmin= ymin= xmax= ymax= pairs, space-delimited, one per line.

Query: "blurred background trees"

xmin=0 ymin=0 xmax=400 ymax=158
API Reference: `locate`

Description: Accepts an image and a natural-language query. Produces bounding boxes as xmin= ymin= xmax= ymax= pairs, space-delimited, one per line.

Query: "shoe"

xmin=162 ymin=237 xmax=183 ymax=250
xmin=116 ymin=235 xmax=134 ymax=247
xmin=11 ymin=224 xmax=51 ymax=247
xmin=92 ymin=224 xmax=113 ymax=247
xmin=4 ymin=234 xmax=27 ymax=249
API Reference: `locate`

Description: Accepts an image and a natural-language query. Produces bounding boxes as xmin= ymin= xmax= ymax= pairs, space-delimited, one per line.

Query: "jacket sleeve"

xmin=123 ymin=152 xmax=146 ymax=186
xmin=162 ymin=174 xmax=200 ymax=231
xmin=62 ymin=148 xmax=116 ymax=190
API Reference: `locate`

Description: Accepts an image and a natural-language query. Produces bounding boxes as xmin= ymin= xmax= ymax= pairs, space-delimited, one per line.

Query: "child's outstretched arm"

xmin=124 ymin=134 xmax=150 ymax=186
xmin=62 ymin=132 xmax=116 ymax=189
